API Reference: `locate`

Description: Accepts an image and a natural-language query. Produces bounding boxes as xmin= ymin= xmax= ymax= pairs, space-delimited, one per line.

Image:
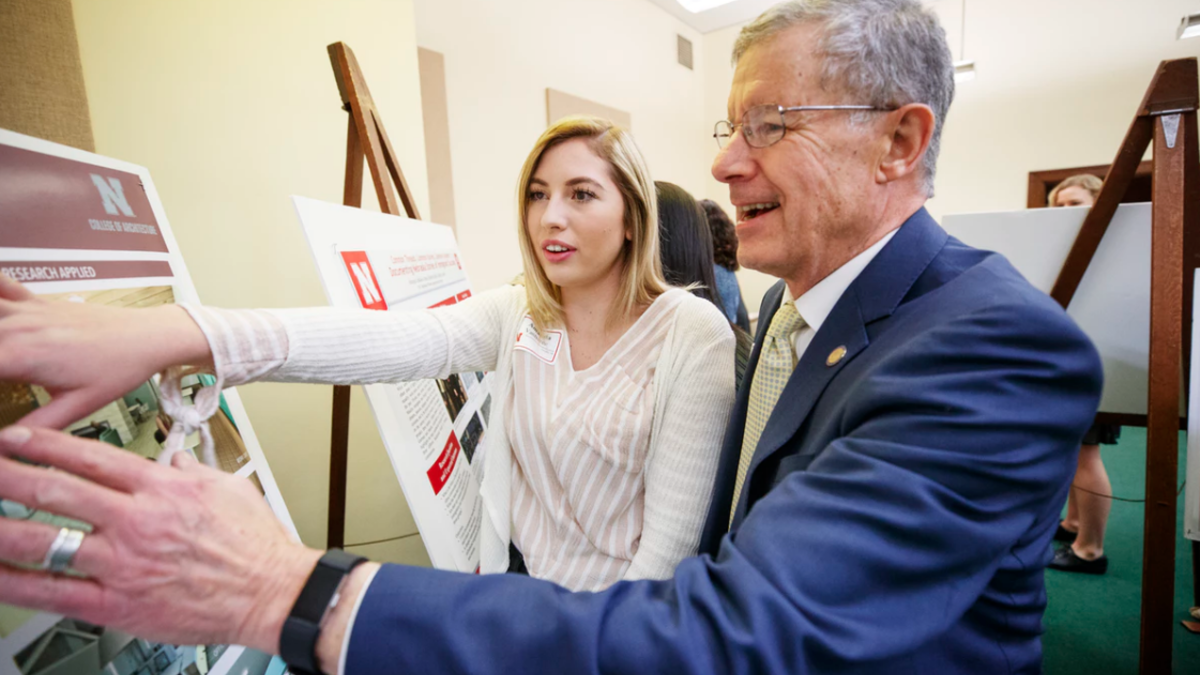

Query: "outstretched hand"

xmin=0 ymin=275 xmax=213 ymax=429
xmin=0 ymin=426 xmax=322 ymax=653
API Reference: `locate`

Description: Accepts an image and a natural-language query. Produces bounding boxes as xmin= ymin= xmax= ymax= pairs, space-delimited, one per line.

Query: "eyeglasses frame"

xmin=713 ymin=104 xmax=896 ymax=149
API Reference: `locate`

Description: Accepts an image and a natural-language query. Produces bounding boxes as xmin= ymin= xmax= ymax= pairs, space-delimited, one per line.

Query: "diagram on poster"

xmin=292 ymin=196 xmax=488 ymax=573
xmin=0 ymin=129 xmax=297 ymax=675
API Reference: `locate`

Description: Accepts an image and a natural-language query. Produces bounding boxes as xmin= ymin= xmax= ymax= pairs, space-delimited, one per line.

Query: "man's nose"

xmin=712 ymin=132 xmax=754 ymax=184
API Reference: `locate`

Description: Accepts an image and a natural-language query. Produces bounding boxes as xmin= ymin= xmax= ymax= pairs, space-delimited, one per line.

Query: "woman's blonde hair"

xmin=516 ymin=115 xmax=666 ymax=331
xmin=1048 ymin=173 xmax=1103 ymax=206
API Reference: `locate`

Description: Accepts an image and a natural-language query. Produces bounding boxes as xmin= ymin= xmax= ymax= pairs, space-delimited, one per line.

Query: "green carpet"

xmin=1042 ymin=428 xmax=1200 ymax=674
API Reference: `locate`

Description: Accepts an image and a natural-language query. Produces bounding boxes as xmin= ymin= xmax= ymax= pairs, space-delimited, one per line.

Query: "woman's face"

xmin=526 ymin=138 xmax=630 ymax=293
xmin=1053 ymin=185 xmax=1096 ymax=208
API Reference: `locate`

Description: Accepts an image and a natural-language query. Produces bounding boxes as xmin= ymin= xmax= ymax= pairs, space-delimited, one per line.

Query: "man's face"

xmin=712 ymin=24 xmax=886 ymax=285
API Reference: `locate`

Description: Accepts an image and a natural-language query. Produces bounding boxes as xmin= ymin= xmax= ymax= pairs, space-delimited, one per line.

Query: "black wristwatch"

xmin=280 ymin=549 xmax=368 ymax=675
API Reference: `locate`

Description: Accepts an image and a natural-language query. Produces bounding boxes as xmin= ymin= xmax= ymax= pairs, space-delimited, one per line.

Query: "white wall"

xmin=700 ymin=0 xmax=1200 ymax=311
xmin=72 ymin=0 xmax=433 ymax=564
xmin=928 ymin=0 xmax=1200 ymax=218
xmin=415 ymin=0 xmax=711 ymax=293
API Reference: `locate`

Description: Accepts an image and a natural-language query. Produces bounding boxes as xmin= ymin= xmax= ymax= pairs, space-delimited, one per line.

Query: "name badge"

xmin=514 ymin=315 xmax=562 ymax=364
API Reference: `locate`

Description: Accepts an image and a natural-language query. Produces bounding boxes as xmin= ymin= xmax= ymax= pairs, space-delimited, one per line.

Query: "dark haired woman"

xmin=699 ymin=199 xmax=749 ymax=331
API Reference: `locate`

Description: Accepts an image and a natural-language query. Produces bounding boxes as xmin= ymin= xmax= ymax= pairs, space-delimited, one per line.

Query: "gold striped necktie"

xmin=730 ymin=300 xmax=805 ymax=525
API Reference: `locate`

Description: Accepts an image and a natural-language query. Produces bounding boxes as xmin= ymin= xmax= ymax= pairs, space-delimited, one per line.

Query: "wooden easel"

xmin=325 ymin=42 xmax=422 ymax=549
xmin=1048 ymin=57 xmax=1200 ymax=675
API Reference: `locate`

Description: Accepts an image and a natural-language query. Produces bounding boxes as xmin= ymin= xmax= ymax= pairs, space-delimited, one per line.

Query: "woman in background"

xmin=0 ymin=116 xmax=736 ymax=591
xmin=1047 ymin=172 xmax=1114 ymax=576
xmin=699 ymin=199 xmax=749 ymax=332
xmin=656 ymin=181 xmax=753 ymax=390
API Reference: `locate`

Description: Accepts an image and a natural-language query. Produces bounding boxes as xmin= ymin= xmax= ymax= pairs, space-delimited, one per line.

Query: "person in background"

xmin=1047 ymin=172 xmax=1115 ymax=575
xmin=1048 ymin=173 xmax=1103 ymax=208
xmin=700 ymin=199 xmax=751 ymax=332
xmin=656 ymin=181 xmax=753 ymax=389
xmin=655 ymin=182 xmax=724 ymax=310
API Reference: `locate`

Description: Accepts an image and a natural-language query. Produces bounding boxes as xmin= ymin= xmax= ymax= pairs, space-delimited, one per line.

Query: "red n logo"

xmin=340 ymin=251 xmax=387 ymax=310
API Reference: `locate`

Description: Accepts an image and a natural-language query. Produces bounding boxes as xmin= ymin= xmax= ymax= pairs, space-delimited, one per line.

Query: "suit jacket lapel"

xmin=730 ymin=208 xmax=949 ymax=525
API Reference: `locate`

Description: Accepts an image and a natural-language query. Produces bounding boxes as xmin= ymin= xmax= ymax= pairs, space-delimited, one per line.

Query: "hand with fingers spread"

xmin=0 ymin=425 xmax=367 ymax=657
xmin=0 ymin=275 xmax=213 ymax=429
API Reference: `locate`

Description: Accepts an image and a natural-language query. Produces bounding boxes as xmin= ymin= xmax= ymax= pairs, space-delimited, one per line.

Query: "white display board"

xmin=0 ymin=130 xmax=298 ymax=675
xmin=292 ymin=196 xmax=488 ymax=573
xmin=943 ymin=203 xmax=1154 ymax=416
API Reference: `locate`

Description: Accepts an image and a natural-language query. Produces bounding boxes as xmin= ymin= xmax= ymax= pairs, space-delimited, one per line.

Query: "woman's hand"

xmin=0 ymin=426 xmax=324 ymax=653
xmin=0 ymin=275 xmax=213 ymax=429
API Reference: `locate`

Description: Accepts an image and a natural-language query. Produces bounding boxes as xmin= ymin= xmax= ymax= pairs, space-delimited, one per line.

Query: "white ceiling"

xmin=641 ymin=0 xmax=781 ymax=33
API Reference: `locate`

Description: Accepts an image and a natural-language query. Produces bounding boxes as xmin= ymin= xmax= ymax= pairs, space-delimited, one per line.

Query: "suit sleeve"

xmin=343 ymin=300 xmax=1102 ymax=675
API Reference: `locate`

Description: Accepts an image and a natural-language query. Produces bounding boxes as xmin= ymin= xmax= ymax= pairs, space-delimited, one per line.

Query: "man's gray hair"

xmin=733 ymin=0 xmax=954 ymax=196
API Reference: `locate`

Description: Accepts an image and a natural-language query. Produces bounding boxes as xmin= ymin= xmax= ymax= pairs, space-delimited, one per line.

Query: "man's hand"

xmin=0 ymin=426 xmax=321 ymax=654
xmin=0 ymin=275 xmax=213 ymax=429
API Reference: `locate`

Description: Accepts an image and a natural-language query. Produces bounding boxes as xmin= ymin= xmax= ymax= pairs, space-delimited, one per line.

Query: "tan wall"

xmin=71 ymin=0 xmax=432 ymax=563
xmin=414 ymin=0 xmax=710 ymax=293
xmin=0 ymin=0 xmax=94 ymax=150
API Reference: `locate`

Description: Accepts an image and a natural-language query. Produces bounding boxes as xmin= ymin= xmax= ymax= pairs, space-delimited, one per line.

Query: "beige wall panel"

xmin=546 ymin=88 xmax=632 ymax=130
xmin=72 ymin=0 xmax=430 ymax=562
xmin=419 ymin=48 xmax=457 ymax=230
xmin=0 ymin=0 xmax=94 ymax=150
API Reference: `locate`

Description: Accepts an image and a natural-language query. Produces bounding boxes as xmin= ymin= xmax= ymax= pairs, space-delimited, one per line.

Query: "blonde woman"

xmin=0 ymin=116 xmax=736 ymax=591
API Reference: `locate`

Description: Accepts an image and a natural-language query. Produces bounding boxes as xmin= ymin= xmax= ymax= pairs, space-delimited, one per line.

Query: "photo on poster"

xmin=0 ymin=286 xmax=250 ymax=473
xmin=10 ymin=618 xmax=241 ymax=675
xmin=459 ymin=413 xmax=485 ymax=464
xmin=0 ymin=129 xmax=298 ymax=675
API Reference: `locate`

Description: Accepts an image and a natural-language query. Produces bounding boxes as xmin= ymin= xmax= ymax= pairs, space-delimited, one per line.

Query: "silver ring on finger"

xmin=41 ymin=527 xmax=86 ymax=574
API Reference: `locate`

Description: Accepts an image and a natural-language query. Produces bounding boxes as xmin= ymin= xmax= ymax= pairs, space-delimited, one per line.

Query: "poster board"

xmin=292 ymin=196 xmax=488 ymax=573
xmin=0 ymin=129 xmax=298 ymax=675
xmin=943 ymin=203 xmax=1155 ymax=416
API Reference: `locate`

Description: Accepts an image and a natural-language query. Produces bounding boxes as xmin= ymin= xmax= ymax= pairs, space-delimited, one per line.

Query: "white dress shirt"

xmin=783 ymin=228 xmax=899 ymax=361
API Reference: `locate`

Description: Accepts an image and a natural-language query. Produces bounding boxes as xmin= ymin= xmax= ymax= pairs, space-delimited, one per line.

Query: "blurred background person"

xmin=657 ymin=182 xmax=752 ymax=389
xmin=700 ymin=199 xmax=751 ymax=332
xmin=1047 ymin=172 xmax=1114 ymax=575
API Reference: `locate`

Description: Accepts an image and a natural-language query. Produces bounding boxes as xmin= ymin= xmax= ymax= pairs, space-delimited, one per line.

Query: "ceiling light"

xmin=1178 ymin=13 xmax=1200 ymax=40
xmin=954 ymin=60 xmax=976 ymax=83
xmin=676 ymin=0 xmax=737 ymax=13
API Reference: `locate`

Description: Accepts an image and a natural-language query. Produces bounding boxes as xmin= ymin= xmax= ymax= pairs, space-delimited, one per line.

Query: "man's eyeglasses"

xmin=713 ymin=104 xmax=895 ymax=149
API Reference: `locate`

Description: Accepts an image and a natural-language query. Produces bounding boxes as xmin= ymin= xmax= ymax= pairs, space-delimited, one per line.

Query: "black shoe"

xmin=1048 ymin=546 xmax=1108 ymax=575
xmin=1054 ymin=524 xmax=1078 ymax=544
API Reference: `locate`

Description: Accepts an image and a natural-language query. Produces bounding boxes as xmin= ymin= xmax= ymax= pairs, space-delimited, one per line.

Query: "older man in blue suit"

xmin=0 ymin=1 xmax=1101 ymax=673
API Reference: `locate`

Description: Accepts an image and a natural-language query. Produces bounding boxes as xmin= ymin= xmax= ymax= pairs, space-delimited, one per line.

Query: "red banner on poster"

xmin=340 ymin=251 xmax=388 ymax=310
xmin=427 ymin=433 xmax=461 ymax=496
xmin=0 ymin=145 xmax=168 ymax=253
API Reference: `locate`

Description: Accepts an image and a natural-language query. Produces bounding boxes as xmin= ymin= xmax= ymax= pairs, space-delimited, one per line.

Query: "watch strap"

xmin=280 ymin=549 xmax=367 ymax=675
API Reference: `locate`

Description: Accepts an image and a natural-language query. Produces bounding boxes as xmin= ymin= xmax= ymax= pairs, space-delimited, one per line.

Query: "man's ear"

xmin=876 ymin=103 xmax=935 ymax=184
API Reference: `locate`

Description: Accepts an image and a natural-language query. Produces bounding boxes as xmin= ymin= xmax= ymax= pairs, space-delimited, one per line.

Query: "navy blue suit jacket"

xmin=346 ymin=209 xmax=1103 ymax=674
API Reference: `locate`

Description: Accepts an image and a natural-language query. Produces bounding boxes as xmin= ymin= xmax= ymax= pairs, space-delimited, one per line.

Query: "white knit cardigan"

xmin=184 ymin=284 xmax=736 ymax=581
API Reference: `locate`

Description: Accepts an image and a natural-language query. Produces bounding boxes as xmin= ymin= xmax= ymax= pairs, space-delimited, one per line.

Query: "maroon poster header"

xmin=0 ymin=144 xmax=169 ymax=253
xmin=0 ymin=260 xmax=174 ymax=283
